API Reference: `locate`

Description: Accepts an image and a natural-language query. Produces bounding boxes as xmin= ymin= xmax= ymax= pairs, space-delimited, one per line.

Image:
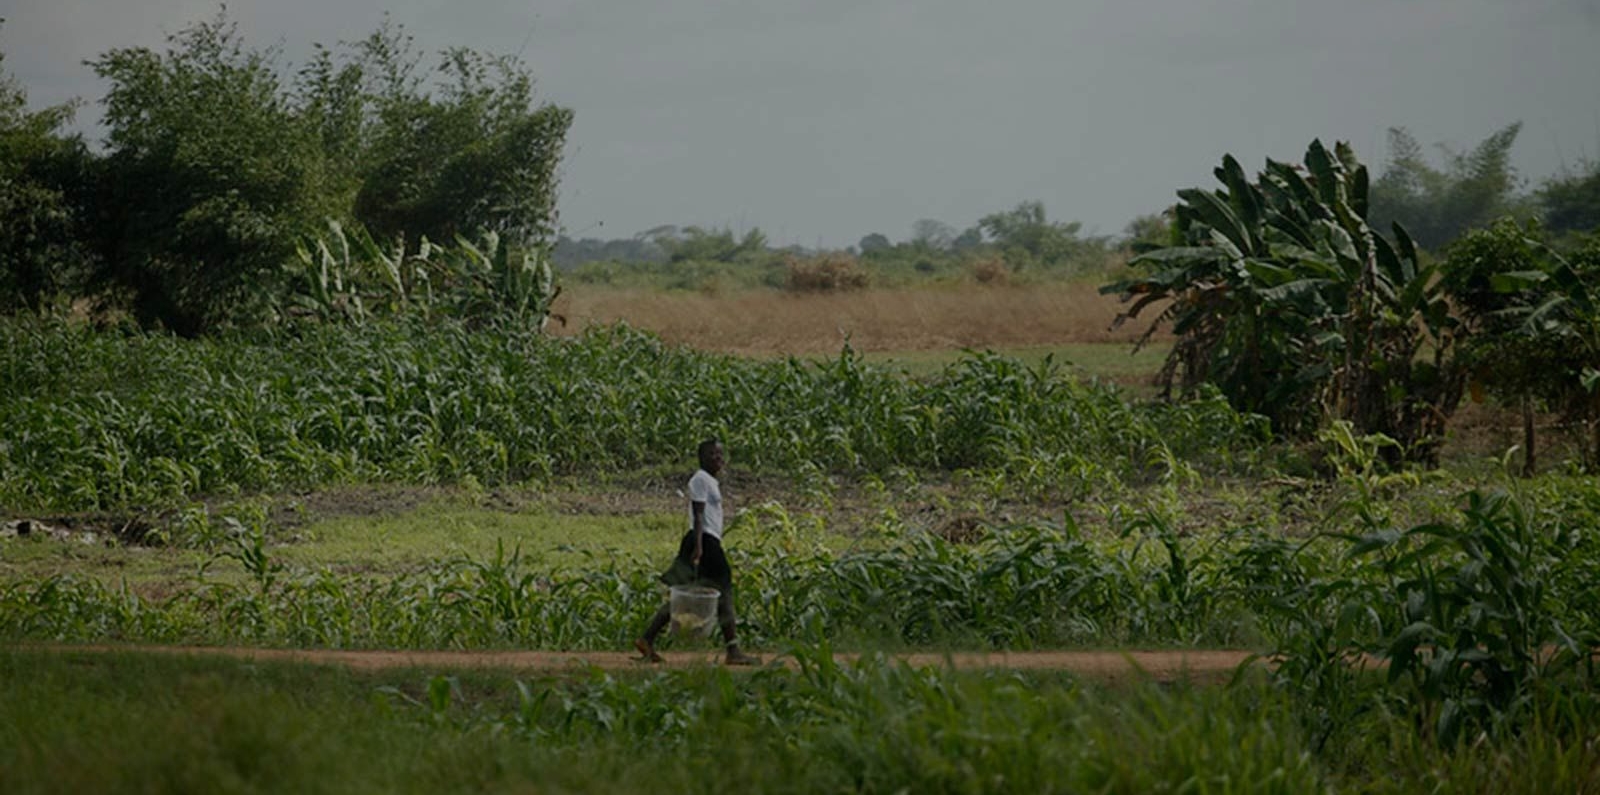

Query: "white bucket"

xmin=669 ymin=585 xmax=720 ymax=637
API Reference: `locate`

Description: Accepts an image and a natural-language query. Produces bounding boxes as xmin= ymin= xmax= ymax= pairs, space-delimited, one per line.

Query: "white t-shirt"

xmin=687 ymin=469 xmax=724 ymax=540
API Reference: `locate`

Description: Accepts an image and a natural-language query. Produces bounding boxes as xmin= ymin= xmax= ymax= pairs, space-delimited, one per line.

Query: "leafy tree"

xmin=1500 ymin=237 xmax=1600 ymax=468
xmin=857 ymin=232 xmax=892 ymax=254
xmin=910 ymin=219 xmax=955 ymax=251
xmin=1368 ymin=124 xmax=1527 ymax=251
xmin=1444 ymin=220 xmax=1600 ymax=471
xmin=978 ymin=201 xmax=1101 ymax=271
xmin=1537 ymin=162 xmax=1600 ymax=237
xmin=1441 ymin=220 xmax=1560 ymax=473
xmin=551 ymin=233 xmax=667 ymax=269
xmin=658 ymin=226 xmax=770 ymax=264
xmin=352 ymin=25 xmax=572 ymax=248
xmin=82 ymin=12 xmax=571 ymax=335
xmin=1105 ymin=141 xmax=1464 ymax=462
xmin=293 ymin=42 xmax=368 ymax=217
xmin=0 ymin=22 xmax=98 ymax=313
xmin=1120 ymin=212 xmax=1172 ymax=254
xmin=89 ymin=12 xmax=332 ymax=334
xmin=951 ymin=225 xmax=984 ymax=251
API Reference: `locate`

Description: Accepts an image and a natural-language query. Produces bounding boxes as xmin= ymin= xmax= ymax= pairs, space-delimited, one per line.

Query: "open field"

xmin=550 ymin=281 xmax=1164 ymax=357
xmin=3 ymin=304 xmax=1600 ymax=793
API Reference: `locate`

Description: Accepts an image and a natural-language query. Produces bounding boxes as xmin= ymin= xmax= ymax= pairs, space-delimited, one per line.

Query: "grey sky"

xmin=3 ymin=0 xmax=1598 ymax=248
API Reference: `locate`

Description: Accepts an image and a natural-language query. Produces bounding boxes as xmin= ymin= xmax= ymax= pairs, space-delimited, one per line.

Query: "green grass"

xmin=0 ymin=496 xmax=866 ymax=588
xmin=4 ymin=648 xmax=1595 ymax=794
xmin=276 ymin=502 xmax=681 ymax=571
xmin=857 ymin=341 xmax=1170 ymax=384
xmin=0 ymin=648 xmax=1320 ymax=794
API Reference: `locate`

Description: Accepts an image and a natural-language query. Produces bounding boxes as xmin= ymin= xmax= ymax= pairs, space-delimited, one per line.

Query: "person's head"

xmin=697 ymin=438 xmax=724 ymax=475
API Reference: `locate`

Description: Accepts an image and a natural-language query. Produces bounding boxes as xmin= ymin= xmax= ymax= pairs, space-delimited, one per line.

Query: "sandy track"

xmin=29 ymin=644 xmax=1261 ymax=683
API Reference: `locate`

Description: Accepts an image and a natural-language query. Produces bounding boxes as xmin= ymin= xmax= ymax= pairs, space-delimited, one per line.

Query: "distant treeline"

xmin=554 ymin=203 xmax=1118 ymax=290
xmin=553 ymin=124 xmax=1600 ymax=275
xmin=5 ymin=10 xmax=1599 ymax=331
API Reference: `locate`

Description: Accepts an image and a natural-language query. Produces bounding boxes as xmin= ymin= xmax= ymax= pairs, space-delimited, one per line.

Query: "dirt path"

xmin=33 ymin=644 xmax=1261 ymax=683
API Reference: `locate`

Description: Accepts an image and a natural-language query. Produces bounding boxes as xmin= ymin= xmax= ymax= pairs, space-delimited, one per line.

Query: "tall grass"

xmin=5 ymin=648 xmax=1596 ymax=794
xmin=553 ymin=281 xmax=1157 ymax=355
xmin=0 ymin=648 xmax=1323 ymax=794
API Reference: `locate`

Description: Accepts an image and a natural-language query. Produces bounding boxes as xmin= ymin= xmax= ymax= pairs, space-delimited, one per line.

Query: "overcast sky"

xmin=3 ymin=0 xmax=1599 ymax=248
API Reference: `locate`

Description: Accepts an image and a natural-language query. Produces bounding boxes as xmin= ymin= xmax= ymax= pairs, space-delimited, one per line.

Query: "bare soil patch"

xmin=41 ymin=644 xmax=1257 ymax=684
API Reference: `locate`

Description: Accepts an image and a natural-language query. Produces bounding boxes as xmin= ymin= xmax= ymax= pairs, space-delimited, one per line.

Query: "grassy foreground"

xmin=2 ymin=648 xmax=1597 ymax=795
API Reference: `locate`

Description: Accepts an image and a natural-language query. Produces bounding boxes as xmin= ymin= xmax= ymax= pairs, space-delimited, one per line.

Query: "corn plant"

xmin=0 ymin=318 xmax=1267 ymax=513
xmin=1345 ymin=490 xmax=1591 ymax=744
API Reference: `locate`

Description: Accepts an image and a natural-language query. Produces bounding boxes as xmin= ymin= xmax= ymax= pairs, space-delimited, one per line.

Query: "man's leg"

xmin=718 ymin=587 xmax=758 ymax=665
xmin=634 ymin=602 xmax=670 ymax=662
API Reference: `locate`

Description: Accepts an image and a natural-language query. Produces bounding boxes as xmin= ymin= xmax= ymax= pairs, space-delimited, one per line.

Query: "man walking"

xmin=634 ymin=438 xmax=759 ymax=666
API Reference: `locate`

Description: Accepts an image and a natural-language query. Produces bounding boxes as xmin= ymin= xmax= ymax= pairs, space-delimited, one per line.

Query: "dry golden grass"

xmin=551 ymin=282 xmax=1166 ymax=356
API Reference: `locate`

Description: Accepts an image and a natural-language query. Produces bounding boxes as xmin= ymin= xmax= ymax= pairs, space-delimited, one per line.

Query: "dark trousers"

xmin=644 ymin=532 xmax=738 ymax=644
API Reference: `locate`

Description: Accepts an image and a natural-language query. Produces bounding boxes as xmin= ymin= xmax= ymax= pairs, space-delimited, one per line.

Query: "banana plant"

xmin=290 ymin=219 xmax=439 ymax=322
xmin=444 ymin=231 xmax=562 ymax=330
xmin=291 ymin=220 xmax=367 ymax=323
xmin=1104 ymin=141 xmax=1463 ymax=461
xmin=288 ymin=220 xmax=561 ymax=330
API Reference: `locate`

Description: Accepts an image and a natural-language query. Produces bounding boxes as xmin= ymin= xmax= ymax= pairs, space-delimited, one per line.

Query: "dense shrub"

xmin=784 ymin=253 xmax=869 ymax=292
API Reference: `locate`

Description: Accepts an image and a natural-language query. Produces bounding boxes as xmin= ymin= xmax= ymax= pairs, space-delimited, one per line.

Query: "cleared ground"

xmin=34 ymin=644 xmax=1258 ymax=684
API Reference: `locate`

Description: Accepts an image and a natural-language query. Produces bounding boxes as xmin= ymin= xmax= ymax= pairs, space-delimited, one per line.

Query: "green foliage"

xmin=290 ymin=220 xmax=560 ymax=329
xmin=1504 ymin=238 xmax=1600 ymax=467
xmin=1445 ymin=222 xmax=1600 ymax=468
xmin=17 ymin=478 xmax=1600 ymax=661
xmin=977 ymin=200 xmax=1106 ymax=272
xmin=657 ymin=225 xmax=774 ymax=265
xmin=7 ymin=647 xmax=1598 ymax=794
xmin=0 ymin=513 xmax=1331 ymax=650
xmin=552 ymin=233 xmax=667 ymax=270
xmin=1105 ymin=140 xmax=1465 ymax=461
xmin=88 ymin=13 xmax=333 ymax=335
xmin=1369 ymin=124 xmax=1528 ymax=251
xmin=0 ymin=650 xmax=1339 ymax=795
xmin=1349 ymin=491 xmax=1585 ymax=744
xmin=1120 ymin=211 xmax=1174 ymax=254
xmin=351 ymin=25 xmax=572 ymax=248
xmin=1440 ymin=220 xmax=1564 ymax=470
xmin=1261 ymin=485 xmax=1600 ymax=750
xmin=0 ymin=318 xmax=1266 ymax=513
xmin=560 ymin=204 xmax=1114 ymax=290
xmin=1538 ymin=161 xmax=1600 ymax=237
xmin=0 ymin=24 xmax=98 ymax=313
xmin=2 ymin=11 xmax=573 ymax=336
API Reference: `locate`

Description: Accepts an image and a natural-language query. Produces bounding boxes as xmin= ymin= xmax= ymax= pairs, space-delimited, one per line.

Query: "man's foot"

xmin=724 ymin=647 xmax=760 ymax=666
xmin=634 ymin=638 xmax=663 ymax=663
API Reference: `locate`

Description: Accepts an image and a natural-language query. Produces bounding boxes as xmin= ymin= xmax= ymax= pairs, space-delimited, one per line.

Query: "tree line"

xmin=552 ymin=124 xmax=1600 ymax=293
xmin=553 ymin=200 xmax=1113 ymax=291
xmin=0 ymin=13 xmax=571 ymax=335
xmin=1368 ymin=123 xmax=1600 ymax=250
